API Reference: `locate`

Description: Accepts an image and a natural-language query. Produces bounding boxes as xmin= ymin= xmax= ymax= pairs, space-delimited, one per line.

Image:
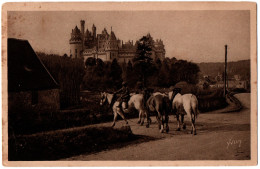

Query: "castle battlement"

xmin=69 ymin=20 xmax=165 ymax=63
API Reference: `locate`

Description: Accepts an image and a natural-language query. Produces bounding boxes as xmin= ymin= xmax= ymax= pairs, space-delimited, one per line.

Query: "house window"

xmin=32 ymin=91 xmax=38 ymax=105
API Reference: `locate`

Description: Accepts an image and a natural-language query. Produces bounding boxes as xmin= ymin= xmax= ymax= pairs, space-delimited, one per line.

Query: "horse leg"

xmin=140 ymin=110 xmax=145 ymax=126
xmin=176 ymin=114 xmax=181 ymax=131
xmin=156 ymin=113 xmax=163 ymax=131
xmin=149 ymin=117 xmax=152 ymax=124
xmin=192 ymin=102 xmax=198 ymax=135
xmin=117 ymin=110 xmax=128 ymax=125
xmin=188 ymin=110 xmax=195 ymax=134
xmin=192 ymin=114 xmax=196 ymax=135
xmin=155 ymin=114 xmax=161 ymax=129
xmin=181 ymin=114 xmax=186 ymax=129
xmin=137 ymin=110 xmax=141 ymax=124
xmin=145 ymin=110 xmax=150 ymax=128
xmin=165 ymin=113 xmax=169 ymax=133
xmin=158 ymin=112 xmax=164 ymax=133
xmin=156 ymin=115 xmax=159 ymax=124
xmin=111 ymin=111 xmax=118 ymax=127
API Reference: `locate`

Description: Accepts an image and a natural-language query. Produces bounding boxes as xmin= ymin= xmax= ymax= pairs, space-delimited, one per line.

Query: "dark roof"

xmin=109 ymin=31 xmax=117 ymax=40
xmin=8 ymin=38 xmax=59 ymax=92
xmin=72 ymin=26 xmax=81 ymax=34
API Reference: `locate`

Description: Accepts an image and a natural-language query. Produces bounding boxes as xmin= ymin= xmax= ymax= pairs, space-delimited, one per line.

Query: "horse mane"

xmin=169 ymin=88 xmax=182 ymax=102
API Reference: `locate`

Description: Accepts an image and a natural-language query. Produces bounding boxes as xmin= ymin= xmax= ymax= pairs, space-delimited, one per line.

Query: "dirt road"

xmin=64 ymin=93 xmax=250 ymax=160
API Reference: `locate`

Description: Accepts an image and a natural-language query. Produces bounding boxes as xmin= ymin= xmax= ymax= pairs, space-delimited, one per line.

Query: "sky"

xmin=8 ymin=10 xmax=250 ymax=63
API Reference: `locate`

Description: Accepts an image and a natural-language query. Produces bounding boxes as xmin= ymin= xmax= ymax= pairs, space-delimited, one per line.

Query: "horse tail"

xmin=191 ymin=94 xmax=200 ymax=119
xmin=163 ymin=96 xmax=170 ymax=116
xmin=147 ymin=96 xmax=156 ymax=112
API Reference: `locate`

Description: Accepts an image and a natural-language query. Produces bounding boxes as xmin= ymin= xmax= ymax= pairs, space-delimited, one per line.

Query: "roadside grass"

xmin=8 ymin=126 xmax=146 ymax=161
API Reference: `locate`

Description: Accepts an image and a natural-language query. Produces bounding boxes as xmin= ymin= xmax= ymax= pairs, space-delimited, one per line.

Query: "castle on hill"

xmin=69 ymin=20 xmax=166 ymax=63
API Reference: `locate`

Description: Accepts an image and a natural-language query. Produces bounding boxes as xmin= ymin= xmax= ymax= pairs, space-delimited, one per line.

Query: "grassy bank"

xmin=9 ymin=126 xmax=135 ymax=161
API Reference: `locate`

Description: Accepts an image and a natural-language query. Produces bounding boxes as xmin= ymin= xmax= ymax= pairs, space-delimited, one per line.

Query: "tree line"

xmin=83 ymin=57 xmax=200 ymax=91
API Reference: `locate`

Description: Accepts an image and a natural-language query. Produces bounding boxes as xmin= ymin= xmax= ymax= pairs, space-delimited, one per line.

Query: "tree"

xmin=155 ymin=58 xmax=162 ymax=70
xmin=169 ymin=59 xmax=200 ymax=85
xmin=133 ymin=33 xmax=156 ymax=87
xmin=95 ymin=58 xmax=105 ymax=77
xmin=38 ymin=53 xmax=85 ymax=108
xmin=85 ymin=57 xmax=96 ymax=67
xmin=125 ymin=61 xmax=137 ymax=88
xmin=157 ymin=59 xmax=170 ymax=87
xmin=109 ymin=58 xmax=123 ymax=89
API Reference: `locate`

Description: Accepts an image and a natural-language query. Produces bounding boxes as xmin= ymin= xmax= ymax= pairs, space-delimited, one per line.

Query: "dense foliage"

xmin=82 ymin=58 xmax=123 ymax=90
xmin=81 ymin=57 xmax=200 ymax=91
xmin=37 ymin=52 xmax=85 ymax=108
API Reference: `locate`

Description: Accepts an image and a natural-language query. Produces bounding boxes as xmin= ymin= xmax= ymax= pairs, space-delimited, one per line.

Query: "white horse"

xmin=168 ymin=89 xmax=199 ymax=135
xmin=100 ymin=92 xmax=148 ymax=127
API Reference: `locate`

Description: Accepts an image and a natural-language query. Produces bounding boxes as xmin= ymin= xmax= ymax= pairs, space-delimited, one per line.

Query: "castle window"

xmin=75 ymin=49 xmax=77 ymax=57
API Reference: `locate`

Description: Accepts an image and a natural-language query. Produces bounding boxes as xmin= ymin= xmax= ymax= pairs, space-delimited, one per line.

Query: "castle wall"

xmin=97 ymin=53 xmax=108 ymax=61
xmin=117 ymin=57 xmax=132 ymax=63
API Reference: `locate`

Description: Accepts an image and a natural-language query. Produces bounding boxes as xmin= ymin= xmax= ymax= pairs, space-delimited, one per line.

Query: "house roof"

xmin=8 ymin=38 xmax=59 ymax=92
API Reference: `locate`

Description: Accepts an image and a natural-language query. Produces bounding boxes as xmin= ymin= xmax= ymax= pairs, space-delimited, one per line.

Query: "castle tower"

xmin=92 ymin=24 xmax=96 ymax=40
xmin=153 ymin=38 xmax=166 ymax=60
xmin=106 ymin=28 xmax=118 ymax=60
xmin=80 ymin=20 xmax=85 ymax=50
xmin=69 ymin=26 xmax=82 ymax=58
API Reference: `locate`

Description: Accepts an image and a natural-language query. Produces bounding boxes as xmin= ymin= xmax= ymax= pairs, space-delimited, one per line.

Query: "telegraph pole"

xmin=224 ymin=45 xmax=227 ymax=96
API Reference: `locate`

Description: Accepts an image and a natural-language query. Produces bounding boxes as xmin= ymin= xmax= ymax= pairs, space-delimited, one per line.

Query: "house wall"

xmin=8 ymin=89 xmax=60 ymax=113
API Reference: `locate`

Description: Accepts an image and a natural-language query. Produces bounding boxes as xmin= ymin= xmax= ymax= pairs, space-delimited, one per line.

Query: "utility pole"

xmin=224 ymin=45 xmax=227 ymax=96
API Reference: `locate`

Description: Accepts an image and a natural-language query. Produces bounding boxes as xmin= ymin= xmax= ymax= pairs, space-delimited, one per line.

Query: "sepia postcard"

xmin=1 ymin=1 xmax=257 ymax=167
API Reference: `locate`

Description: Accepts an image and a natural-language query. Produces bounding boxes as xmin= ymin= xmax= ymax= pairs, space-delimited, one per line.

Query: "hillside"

xmin=197 ymin=60 xmax=250 ymax=81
